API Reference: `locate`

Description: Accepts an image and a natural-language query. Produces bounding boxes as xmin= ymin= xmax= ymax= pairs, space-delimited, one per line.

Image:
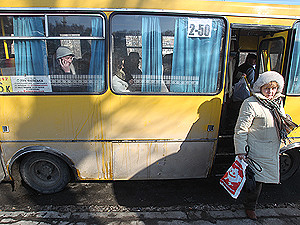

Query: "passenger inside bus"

xmin=162 ymin=53 xmax=173 ymax=91
xmin=54 ymin=46 xmax=76 ymax=75
xmin=232 ymin=53 xmax=257 ymax=102
xmin=123 ymin=52 xmax=142 ymax=91
xmin=124 ymin=52 xmax=142 ymax=83
xmin=112 ymin=58 xmax=130 ymax=92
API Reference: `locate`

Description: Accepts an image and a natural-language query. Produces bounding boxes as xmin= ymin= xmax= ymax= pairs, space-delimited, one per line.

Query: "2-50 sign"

xmin=188 ymin=19 xmax=212 ymax=38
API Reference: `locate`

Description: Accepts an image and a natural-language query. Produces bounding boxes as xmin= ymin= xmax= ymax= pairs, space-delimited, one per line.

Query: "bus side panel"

xmin=113 ymin=141 xmax=215 ymax=179
xmin=110 ymin=95 xmax=222 ymax=179
xmin=0 ymin=95 xmax=112 ymax=180
xmin=1 ymin=142 xmax=113 ymax=180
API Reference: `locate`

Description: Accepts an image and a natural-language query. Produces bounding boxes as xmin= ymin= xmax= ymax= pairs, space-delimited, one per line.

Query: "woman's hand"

xmin=237 ymin=154 xmax=246 ymax=160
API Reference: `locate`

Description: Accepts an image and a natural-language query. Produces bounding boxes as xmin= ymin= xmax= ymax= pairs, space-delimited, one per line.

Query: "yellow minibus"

xmin=0 ymin=0 xmax=299 ymax=193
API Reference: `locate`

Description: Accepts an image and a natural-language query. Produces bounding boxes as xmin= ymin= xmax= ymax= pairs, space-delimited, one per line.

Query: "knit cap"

xmin=252 ymin=71 xmax=284 ymax=93
xmin=56 ymin=46 xmax=74 ymax=59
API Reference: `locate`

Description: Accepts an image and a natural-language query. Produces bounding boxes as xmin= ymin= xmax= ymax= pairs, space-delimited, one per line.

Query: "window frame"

xmin=258 ymin=37 xmax=285 ymax=75
xmin=286 ymin=20 xmax=300 ymax=96
xmin=0 ymin=11 xmax=107 ymax=95
xmin=109 ymin=11 xmax=228 ymax=96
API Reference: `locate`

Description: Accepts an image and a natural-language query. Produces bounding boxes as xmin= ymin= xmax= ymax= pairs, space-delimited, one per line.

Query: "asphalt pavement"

xmin=0 ymin=203 xmax=300 ymax=224
xmin=0 ymin=169 xmax=300 ymax=224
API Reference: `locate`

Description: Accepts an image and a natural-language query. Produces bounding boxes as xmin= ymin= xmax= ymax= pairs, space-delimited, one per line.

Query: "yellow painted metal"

xmin=0 ymin=91 xmax=223 ymax=180
xmin=0 ymin=93 xmax=222 ymax=142
xmin=281 ymin=96 xmax=300 ymax=142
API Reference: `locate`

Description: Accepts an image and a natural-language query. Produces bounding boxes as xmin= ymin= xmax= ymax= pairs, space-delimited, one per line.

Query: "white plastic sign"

xmin=11 ymin=76 xmax=52 ymax=93
xmin=188 ymin=18 xmax=212 ymax=38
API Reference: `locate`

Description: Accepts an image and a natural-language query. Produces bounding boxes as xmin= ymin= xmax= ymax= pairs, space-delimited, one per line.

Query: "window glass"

xmin=259 ymin=41 xmax=268 ymax=74
xmin=269 ymin=39 xmax=284 ymax=72
xmin=0 ymin=15 xmax=105 ymax=94
xmin=111 ymin=14 xmax=225 ymax=94
xmin=48 ymin=15 xmax=104 ymax=37
xmin=288 ymin=22 xmax=300 ymax=94
xmin=258 ymin=38 xmax=284 ymax=74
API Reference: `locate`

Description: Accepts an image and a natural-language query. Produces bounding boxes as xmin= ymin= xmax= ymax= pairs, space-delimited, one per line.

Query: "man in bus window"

xmin=55 ymin=46 xmax=76 ymax=75
xmin=123 ymin=52 xmax=142 ymax=91
xmin=112 ymin=59 xmax=130 ymax=92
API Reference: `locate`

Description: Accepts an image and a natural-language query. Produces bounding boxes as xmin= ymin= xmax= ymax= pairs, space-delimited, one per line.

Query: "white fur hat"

xmin=252 ymin=71 xmax=285 ymax=93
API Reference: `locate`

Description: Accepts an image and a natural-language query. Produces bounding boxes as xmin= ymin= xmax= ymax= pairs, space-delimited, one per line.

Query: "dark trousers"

xmin=244 ymin=182 xmax=263 ymax=210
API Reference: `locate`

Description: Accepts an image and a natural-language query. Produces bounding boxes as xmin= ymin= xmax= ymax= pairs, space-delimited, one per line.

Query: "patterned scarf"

xmin=254 ymin=94 xmax=298 ymax=144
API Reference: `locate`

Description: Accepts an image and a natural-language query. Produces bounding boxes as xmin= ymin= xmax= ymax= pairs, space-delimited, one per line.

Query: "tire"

xmin=20 ymin=152 xmax=70 ymax=194
xmin=280 ymin=149 xmax=300 ymax=182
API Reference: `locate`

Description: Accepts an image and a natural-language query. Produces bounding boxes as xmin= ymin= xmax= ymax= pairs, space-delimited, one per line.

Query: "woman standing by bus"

xmin=234 ymin=71 xmax=298 ymax=220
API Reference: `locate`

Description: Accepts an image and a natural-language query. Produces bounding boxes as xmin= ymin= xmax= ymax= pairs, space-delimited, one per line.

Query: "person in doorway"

xmin=232 ymin=53 xmax=257 ymax=102
xmin=55 ymin=46 xmax=76 ymax=75
xmin=234 ymin=71 xmax=298 ymax=220
xmin=225 ymin=53 xmax=257 ymax=132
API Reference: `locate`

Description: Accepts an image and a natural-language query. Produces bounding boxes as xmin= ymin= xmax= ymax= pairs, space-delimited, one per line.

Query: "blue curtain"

xmin=170 ymin=18 xmax=223 ymax=93
xmin=88 ymin=17 xmax=105 ymax=92
xmin=141 ymin=17 xmax=163 ymax=92
xmin=287 ymin=22 xmax=300 ymax=94
xmin=13 ymin=17 xmax=49 ymax=76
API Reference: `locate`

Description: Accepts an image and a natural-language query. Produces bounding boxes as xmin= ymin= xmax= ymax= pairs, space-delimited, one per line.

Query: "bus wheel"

xmin=20 ymin=153 xmax=70 ymax=194
xmin=280 ymin=150 xmax=300 ymax=182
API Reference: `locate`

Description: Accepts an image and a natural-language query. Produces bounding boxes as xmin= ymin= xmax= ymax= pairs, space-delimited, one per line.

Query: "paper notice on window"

xmin=187 ymin=18 xmax=212 ymax=38
xmin=11 ymin=76 xmax=52 ymax=93
xmin=0 ymin=76 xmax=13 ymax=93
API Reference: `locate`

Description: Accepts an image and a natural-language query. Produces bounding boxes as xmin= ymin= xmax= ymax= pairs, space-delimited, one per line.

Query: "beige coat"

xmin=234 ymin=93 xmax=285 ymax=184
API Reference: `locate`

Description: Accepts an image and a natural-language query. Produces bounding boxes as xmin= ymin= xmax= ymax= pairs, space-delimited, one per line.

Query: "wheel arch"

xmin=280 ymin=142 xmax=300 ymax=154
xmin=8 ymin=146 xmax=79 ymax=181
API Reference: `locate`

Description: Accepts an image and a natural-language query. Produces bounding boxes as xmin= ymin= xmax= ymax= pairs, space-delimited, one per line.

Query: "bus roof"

xmin=1 ymin=0 xmax=300 ymax=19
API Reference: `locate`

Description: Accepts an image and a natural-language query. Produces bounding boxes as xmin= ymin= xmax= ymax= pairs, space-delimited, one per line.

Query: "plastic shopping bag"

xmin=220 ymin=156 xmax=247 ymax=199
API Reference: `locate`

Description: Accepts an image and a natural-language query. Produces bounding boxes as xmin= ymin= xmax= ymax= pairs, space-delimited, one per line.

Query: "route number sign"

xmin=188 ymin=19 xmax=212 ymax=38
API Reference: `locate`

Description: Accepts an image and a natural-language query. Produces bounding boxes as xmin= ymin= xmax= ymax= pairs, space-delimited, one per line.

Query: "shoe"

xmin=245 ymin=209 xmax=257 ymax=220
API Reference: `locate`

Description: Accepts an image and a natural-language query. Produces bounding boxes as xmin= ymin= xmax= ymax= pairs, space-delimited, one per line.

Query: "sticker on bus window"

xmin=0 ymin=76 xmax=12 ymax=93
xmin=10 ymin=76 xmax=52 ymax=93
xmin=187 ymin=18 xmax=212 ymax=38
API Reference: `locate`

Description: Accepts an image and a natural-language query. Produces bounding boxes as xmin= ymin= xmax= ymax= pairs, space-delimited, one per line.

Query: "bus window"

xmin=0 ymin=14 xmax=105 ymax=93
xmin=258 ymin=38 xmax=284 ymax=74
xmin=287 ymin=22 xmax=300 ymax=95
xmin=111 ymin=14 xmax=226 ymax=94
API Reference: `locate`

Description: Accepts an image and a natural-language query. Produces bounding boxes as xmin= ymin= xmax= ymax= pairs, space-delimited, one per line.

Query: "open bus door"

xmin=257 ymin=30 xmax=293 ymax=78
xmin=256 ymin=28 xmax=300 ymax=181
xmin=215 ymin=25 xmax=300 ymax=181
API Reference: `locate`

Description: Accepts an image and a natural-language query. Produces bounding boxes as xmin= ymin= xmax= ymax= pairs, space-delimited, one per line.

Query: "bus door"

xmin=257 ymin=30 xmax=294 ymax=77
xmin=257 ymin=27 xmax=300 ymax=180
xmin=215 ymin=25 xmax=294 ymax=176
xmin=284 ymin=21 xmax=300 ymax=126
